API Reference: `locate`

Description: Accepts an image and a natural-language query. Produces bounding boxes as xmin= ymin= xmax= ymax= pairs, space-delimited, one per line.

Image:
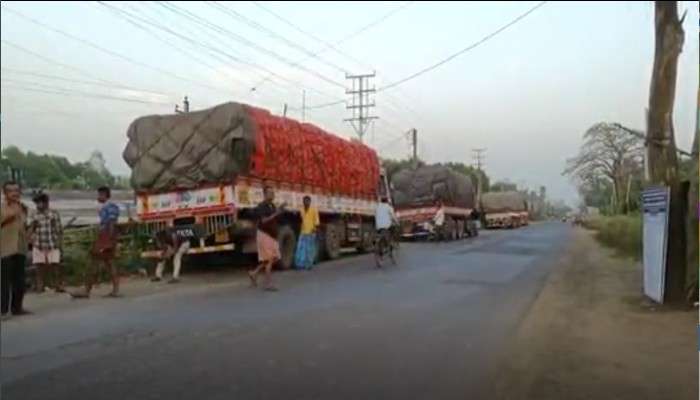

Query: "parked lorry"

xmin=480 ymin=191 xmax=528 ymax=229
xmin=391 ymin=165 xmax=477 ymax=240
xmin=123 ymin=102 xmax=391 ymax=268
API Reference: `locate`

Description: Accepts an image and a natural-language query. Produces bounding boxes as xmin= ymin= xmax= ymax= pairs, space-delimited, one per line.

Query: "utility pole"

xmin=472 ymin=148 xmax=486 ymax=206
xmin=410 ymin=128 xmax=418 ymax=167
xmin=344 ymin=72 xmax=378 ymax=142
xmin=283 ymin=103 xmax=288 ymax=118
xmin=302 ymin=90 xmax=306 ymax=122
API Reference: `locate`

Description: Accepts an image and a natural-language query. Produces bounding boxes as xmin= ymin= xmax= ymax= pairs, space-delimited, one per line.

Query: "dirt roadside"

xmin=495 ymin=228 xmax=697 ymax=400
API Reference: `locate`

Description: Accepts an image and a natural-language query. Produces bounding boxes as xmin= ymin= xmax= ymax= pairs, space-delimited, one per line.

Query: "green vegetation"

xmin=58 ymin=225 xmax=152 ymax=285
xmin=583 ymin=214 xmax=642 ymax=260
xmin=0 ymin=146 xmax=129 ymax=190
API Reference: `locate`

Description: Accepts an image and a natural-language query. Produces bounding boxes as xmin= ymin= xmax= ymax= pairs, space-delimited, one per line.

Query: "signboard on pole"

xmin=641 ymin=186 xmax=670 ymax=303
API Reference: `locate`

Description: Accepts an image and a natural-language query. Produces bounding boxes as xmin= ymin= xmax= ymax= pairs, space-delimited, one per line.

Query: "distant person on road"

xmin=375 ymin=197 xmax=397 ymax=244
xmin=248 ymin=186 xmax=286 ymax=291
xmin=295 ymin=195 xmax=320 ymax=270
xmin=152 ymin=227 xmax=190 ymax=284
xmin=71 ymin=186 xmax=121 ymax=299
xmin=1 ymin=181 xmax=31 ymax=318
xmin=30 ymin=193 xmax=65 ymax=293
xmin=433 ymin=200 xmax=446 ymax=236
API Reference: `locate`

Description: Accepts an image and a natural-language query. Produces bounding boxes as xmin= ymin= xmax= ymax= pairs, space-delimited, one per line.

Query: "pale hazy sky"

xmin=1 ymin=1 xmax=698 ymax=205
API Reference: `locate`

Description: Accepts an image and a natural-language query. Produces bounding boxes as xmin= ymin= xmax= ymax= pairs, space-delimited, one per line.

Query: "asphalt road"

xmin=1 ymin=222 xmax=571 ymax=400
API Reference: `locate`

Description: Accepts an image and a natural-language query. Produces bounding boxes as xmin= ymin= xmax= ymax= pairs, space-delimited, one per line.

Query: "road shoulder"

xmin=495 ymin=228 xmax=697 ymax=400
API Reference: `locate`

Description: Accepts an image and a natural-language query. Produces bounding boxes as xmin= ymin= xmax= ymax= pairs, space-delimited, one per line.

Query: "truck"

xmin=122 ymin=102 xmax=391 ymax=269
xmin=480 ymin=191 xmax=528 ymax=229
xmin=391 ymin=165 xmax=478 ymax=240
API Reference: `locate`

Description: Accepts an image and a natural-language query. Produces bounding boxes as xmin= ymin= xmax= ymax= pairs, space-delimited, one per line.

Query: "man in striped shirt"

xmin=30 ymin=193 xmax=64 ymax=293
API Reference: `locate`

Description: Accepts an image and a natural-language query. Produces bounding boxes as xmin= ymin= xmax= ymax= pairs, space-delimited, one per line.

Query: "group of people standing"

xmin=247 ymin=187 xmax=320 ymax=292
xmin=1 ymin=182 xmax=122 ymax=319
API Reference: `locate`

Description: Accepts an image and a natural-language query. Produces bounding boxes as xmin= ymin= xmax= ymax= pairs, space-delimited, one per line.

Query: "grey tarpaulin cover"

xmin=123 ymin=102 xmax=257 ymax=192
xmin=391 ymin=165 xmax=475 ymax=209
xmin=480 ymin=191 xmax=527 ymax=213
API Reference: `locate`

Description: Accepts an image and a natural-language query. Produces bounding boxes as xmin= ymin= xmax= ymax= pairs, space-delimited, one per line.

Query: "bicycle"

xmin=374 ymin=227 xmax=398 ymax=268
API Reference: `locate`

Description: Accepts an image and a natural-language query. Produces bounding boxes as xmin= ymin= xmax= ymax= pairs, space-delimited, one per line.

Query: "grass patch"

xmin=582 ymin=214 xmax=642 ymax=260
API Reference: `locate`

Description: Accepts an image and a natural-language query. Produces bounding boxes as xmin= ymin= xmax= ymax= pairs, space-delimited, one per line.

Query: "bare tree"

xmin=564 ymin=122 xmax=644 ymax=213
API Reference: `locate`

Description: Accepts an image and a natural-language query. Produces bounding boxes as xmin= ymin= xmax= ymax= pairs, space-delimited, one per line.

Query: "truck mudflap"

xmin=141 ymin=243 xmax=235 ymax=259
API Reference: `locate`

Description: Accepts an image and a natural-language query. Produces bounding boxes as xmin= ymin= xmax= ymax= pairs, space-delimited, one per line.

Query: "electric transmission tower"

xmin=344 ymin=72 xmax=378 ymax=142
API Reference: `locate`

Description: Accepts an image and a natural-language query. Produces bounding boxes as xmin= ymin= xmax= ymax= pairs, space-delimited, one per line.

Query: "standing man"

xmin=30 ymin=193 xmax=64 ymax=293
xmin=248 ymin=186 xmax=286 ymax=291
xmin=295 ymin=195 xmax=320 ymax=270
xmin=1 ymin=181 xmax=31 ymax=317
xmin=71 ymin=186 xmax=121 ymax=298
xmin=152 ymin=227 xmax=190 ymax=283
xmin=432 ymin=200 xmax=446 ymax=240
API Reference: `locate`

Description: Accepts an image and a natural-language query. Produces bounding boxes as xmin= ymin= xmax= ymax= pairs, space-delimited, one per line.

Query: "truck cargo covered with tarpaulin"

xmin=123 ymin=102 xmax=389 ymax=268
xmin=480 ymin=191 xmax=529 ymax=229
xmin=391 ymin=165 xmax=477 ymax=240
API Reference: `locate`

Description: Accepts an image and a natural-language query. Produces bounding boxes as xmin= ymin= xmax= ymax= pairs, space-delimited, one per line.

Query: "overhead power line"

xmin=249 ymin=1 xmax=414 ymax=92
xmin=157 ymin=1 xmax=345 ymax=99
xmin=209 ymin=1 xmax=347 ymax=75
xmin=0 ymin=39 xmax=169 ymax=97
xmin=1 ymin=5 xmax=228 ymax=94
xmin=1 ymin=82 xmax=172 ymax=105
xmin=379 ymin=1 xmax=547 ymax=92
xmin=0 ymin=67 xmax=171 ymax=98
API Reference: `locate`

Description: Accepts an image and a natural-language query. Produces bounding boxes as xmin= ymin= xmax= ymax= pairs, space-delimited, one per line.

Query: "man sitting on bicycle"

xmin=375 ymin=197 xmax=398 ymax=246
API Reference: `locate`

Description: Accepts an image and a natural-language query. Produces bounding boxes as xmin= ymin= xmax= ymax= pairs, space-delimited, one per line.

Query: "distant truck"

xmin=480 ymin=191 xmax=528 ymax=229
xmin=391 ymin=165 xmax=478 ymax=240
xmin=123 ymin=102 xmax=391 ymax=269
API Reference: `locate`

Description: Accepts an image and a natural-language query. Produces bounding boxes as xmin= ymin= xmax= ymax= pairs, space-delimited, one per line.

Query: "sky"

xmin=1 ymin=1 xmax=698 ymax=205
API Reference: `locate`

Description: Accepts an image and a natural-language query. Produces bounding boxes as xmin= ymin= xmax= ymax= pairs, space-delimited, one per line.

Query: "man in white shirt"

xmin=433 ymin=200 xmax=445 ymax=229
xmin=375 ymin=197 xmax=397 ymax=232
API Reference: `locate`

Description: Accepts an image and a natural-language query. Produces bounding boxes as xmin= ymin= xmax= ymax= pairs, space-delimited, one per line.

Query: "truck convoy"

xmin=391 ymin=165 xmax=477 ymax=240
xmin=480 ymin=191 xmax=528 ymax=229
xmin=123 ymin=102 xmax=390 ymax=268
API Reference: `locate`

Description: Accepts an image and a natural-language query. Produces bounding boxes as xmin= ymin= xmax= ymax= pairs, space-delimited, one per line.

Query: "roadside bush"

xmin=583 ymin=214 xmax=642 ymax=260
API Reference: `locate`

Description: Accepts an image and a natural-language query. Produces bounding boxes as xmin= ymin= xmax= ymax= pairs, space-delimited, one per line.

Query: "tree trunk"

xmin=647 ymin=1 xmax=686 ymax=303
xmin=686 ymin=86 xmax=699 ymax=302
xmin=647 ymin=2 xmax=683 ymax=184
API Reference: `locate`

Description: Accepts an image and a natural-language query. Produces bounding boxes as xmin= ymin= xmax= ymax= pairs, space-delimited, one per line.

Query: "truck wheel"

xmin=322 ymin=223 xmax=341 ymax=260
xmin=356 ymin=223 xmax=375 ymax=253
xmin=277 ymin=225 xmax=297 ymax=270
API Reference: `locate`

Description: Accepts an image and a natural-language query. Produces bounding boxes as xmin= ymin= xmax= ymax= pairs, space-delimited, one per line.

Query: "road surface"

xmin=1 ymin=222 xmax=571 ymax=400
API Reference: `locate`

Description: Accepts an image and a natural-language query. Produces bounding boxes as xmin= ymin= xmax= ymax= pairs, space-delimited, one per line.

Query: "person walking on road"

xmin=294 ymin=195 xmax=320 ymax=270
xmin=1 ymin=181 xmax=31 ymax=317
xmin=30 ymin=193 xmax=65 ymax=293
xmin=248 ymin=187 xmax=286 ymax=291
xmin=152 ymin=227 xmax=190 ymax=283
xmin=71 ymin=186 xmax=121 ymax=299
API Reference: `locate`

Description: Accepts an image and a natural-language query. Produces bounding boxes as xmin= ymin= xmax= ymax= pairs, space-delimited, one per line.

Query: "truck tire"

xmin=356 ymin=223 xmax=375 ymax=253
xmin=277 ymin=225 xmax=297 ymax=270
xmin=321 ymin=223 xmax=342 ymax=260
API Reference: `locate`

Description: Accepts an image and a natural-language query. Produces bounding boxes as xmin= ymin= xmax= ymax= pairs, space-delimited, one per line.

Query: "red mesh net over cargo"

xmin=246 ymin=106 xmax=380 ymax=198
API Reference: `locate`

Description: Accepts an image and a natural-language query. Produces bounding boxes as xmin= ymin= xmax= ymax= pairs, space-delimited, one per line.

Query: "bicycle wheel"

xmin=374 ymin=237 xmax=385 ymax=268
